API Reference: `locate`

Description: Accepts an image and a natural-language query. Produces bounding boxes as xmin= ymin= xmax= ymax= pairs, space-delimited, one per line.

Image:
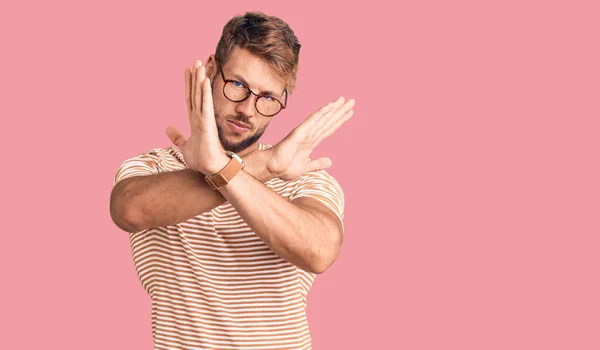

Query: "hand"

xmin=165 ymin=60 xmax=229 ymax=175
xmin=266 ymin=96 xmax=355 ymax=181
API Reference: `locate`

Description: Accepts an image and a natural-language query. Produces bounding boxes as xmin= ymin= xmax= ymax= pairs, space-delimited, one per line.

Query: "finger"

xmin=313 ymin=97 xmax=345 ymax=126
xmin=305 ymin=101 xmax=335 ymax=126
xmin=166 ymin=126 xmax=188 ymax=148
xmin=191 ymin=60 xmax=202 ymax=110
xmin=311 ymin=109 xmax=354 ymax=148
xmin=313 ymin=102 xmax=355 ymax=146
xmin=307 ymin=157 xmax=333 ymax=172
xmin=185 ymin=68 xmax=192 ymax=114
xmin=201 ymin=77 xmax=214 ymax=119
xmin=312 ymin=99 xmax=355 ymax=141
xmin=194 ymin=65 xmax=206 ymax=117
xmin=293 ymin=98 xmax=340 ymax=136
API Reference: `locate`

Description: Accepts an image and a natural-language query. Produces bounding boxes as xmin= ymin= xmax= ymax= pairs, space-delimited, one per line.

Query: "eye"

xmin=261 ymin=95 xmax=273 ymax=101
xmin=232 ymin=81 xmax=244 ymax=88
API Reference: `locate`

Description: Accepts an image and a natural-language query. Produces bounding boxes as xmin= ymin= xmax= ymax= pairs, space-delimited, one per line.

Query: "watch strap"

xmin=205 ymin=153 xmax=244 ymax=190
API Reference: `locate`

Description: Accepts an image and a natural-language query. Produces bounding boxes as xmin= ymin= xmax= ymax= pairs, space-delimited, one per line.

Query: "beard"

xmin=215 ymin=110 xmax=268 ymax=153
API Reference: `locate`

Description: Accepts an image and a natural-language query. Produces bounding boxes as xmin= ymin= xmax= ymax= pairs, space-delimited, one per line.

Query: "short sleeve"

xmin=289 ymin=170 xmax=345 ymax=232
xmin=113 ymin=150 xmax=161 ymax=187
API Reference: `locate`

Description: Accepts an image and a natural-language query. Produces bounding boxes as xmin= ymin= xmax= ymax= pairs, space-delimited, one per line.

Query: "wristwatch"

xmin=205 ymin=151 xmax=245 ymax=190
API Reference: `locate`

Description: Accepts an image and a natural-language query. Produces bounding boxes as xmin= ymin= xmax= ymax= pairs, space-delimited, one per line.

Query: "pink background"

xmin=1 ymin=0 xmax=599 ymax=349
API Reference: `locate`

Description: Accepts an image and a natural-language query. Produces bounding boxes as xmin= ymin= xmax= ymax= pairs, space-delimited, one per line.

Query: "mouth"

xmin=227 ymin=120 xmax=251 ymax=134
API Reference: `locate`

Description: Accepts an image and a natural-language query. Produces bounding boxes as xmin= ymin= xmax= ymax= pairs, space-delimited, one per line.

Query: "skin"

xmin=110 ymin=47 xmax=355 ymax=273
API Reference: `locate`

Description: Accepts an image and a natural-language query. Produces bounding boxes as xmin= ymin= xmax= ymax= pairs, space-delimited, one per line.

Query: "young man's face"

xmin=208 ymin=47 xmax=288 ymax=156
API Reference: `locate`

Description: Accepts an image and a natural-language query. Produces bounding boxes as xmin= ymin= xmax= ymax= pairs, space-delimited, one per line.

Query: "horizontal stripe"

xmin=113 ymin=143 xmax=344 ymax=349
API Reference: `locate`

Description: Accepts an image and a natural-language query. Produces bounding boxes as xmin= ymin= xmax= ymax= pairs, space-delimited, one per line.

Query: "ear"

xmin=205 ymin=54 xmax=217 ymax=81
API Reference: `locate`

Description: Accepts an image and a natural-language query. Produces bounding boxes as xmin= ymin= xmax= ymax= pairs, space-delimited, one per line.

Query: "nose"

xmin=235 ymin=94 xmax=257 ymax=119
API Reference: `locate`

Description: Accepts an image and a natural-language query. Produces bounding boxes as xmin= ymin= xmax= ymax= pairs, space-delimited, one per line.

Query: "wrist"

xmin=203 ymin=154 xmax=231 ymax=175
xmin=243 ymin=149 xmax=278 ymax=182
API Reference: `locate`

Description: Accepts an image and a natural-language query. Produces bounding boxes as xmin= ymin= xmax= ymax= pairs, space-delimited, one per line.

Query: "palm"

xmin=271 ymin=135 xmax=313 ymax=181
xmin=268 ymin=97 xmax=356 ymax=181
xmin=166 ymin=60 xmax=227 ymax=175
xmin=178 ymin=132 xmax=208 ymax=172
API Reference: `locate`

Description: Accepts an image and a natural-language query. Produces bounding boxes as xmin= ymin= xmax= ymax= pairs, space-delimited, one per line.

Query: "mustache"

xmin=228 ymin=116 xmax=252 ymax=128
xmin=215 ymin=110 xmax=254 ymax=129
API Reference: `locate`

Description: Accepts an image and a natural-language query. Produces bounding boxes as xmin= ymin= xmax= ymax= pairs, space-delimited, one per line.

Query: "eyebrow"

xmin=231 ymin=73 xmax=281 ymax=97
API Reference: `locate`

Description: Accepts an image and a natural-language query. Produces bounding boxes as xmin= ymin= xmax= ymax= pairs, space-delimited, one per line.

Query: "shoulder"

xmin=290 ymin=169 xmax=346 ymax=231
xmin=113 ymin=146 xmax=187 ymax=186
xmin=134 ymin=145 xmax=187 ymax=169
xmin=155 ymin=146 xmax=187 ymax=169
xmin=297 ymin=169 xmax=343 ymax=187
xmin=289 ymin=169 xmax=344 ymax=204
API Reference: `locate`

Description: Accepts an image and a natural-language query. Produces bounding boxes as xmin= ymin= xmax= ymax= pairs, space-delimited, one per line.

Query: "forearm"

xmin=218 ymin=169 xmax=338 ymax=273
xmin=110 ymin=150 xmax=274 ymax=233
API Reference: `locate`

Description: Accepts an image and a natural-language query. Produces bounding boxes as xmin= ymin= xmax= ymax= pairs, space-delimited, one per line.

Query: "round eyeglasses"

xmin=217 ymin=63 xmax=288 ymax=117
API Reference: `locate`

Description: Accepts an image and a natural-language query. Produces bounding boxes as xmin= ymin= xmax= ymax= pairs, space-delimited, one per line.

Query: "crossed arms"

xmin=110 ymin=60 xmax=354 ymax=274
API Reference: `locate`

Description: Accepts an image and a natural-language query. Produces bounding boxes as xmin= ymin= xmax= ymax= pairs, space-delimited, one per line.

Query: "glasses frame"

xmin=216 ymin=62 xmax=288 ymax=117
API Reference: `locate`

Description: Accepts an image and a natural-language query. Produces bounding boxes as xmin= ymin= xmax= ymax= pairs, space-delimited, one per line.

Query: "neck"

xmin=234 ymin=142 xmax=260 ymax=157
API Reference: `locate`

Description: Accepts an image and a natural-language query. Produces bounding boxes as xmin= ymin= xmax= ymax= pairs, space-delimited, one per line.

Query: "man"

xmin=110 ymin=11 xmax=355 ymax=350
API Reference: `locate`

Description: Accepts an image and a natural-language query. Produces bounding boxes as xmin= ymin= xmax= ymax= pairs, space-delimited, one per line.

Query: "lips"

xmin=227 ymin=120 xmax=251 ymax=134
xmin=228 ymin=120 xmax=250 ymax=129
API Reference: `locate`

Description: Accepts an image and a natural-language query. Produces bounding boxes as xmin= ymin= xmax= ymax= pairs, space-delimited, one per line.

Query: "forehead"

xmin=222 ymin=48 xmax=286 ymax=95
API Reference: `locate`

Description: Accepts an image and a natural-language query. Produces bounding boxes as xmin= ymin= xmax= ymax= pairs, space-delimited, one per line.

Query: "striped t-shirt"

xmin=113 ymin=143 xmax=345 ymax=350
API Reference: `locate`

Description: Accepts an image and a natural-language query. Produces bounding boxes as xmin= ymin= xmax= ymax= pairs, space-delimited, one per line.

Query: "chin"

xmin=217 ymin=119 xmax=264 ymax=154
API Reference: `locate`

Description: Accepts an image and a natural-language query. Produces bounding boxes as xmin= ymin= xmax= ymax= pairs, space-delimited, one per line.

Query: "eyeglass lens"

xmin=224 ymin=81 xmax=282 ymax=116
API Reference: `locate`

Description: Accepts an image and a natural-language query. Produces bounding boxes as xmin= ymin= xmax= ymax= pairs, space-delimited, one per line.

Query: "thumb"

xmin=307 ymin=157 xmax=332 ymax=172
xmin=166 ymin=126 xmax=187 ymax=148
